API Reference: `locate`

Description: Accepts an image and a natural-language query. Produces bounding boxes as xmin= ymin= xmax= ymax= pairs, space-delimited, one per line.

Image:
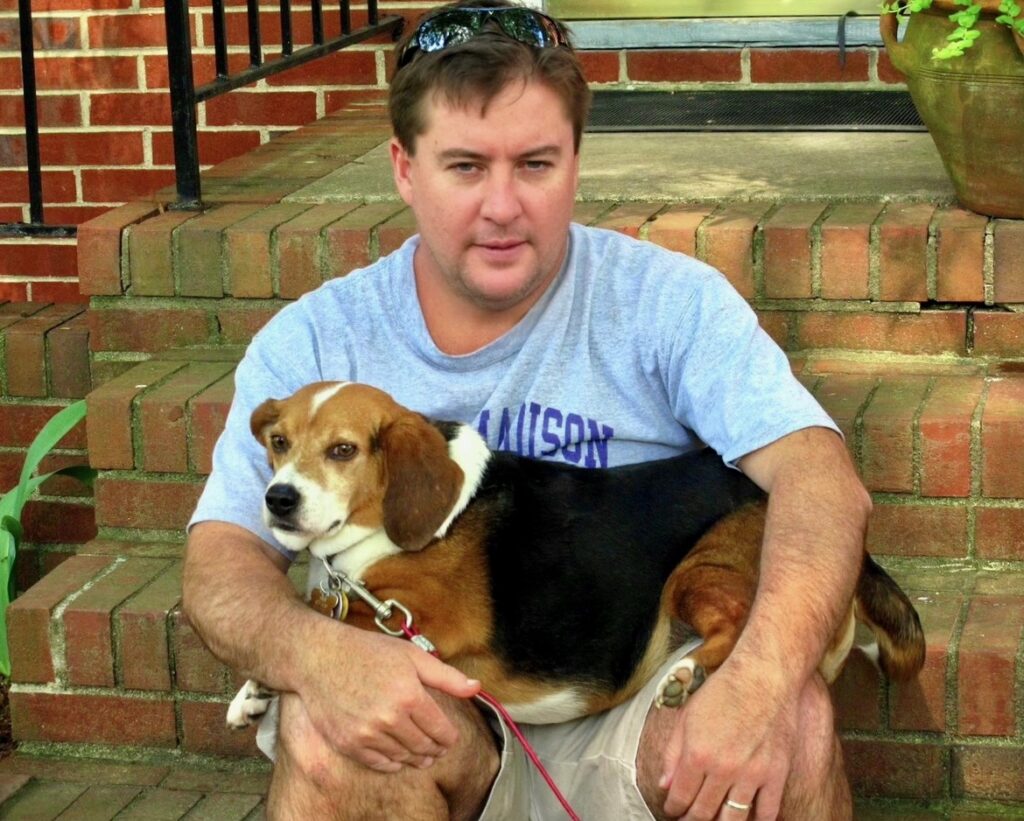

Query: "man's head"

xmin=387 ymin=3 xmax=588 ymax=341
xmin=388 ymin=1 xmax=590 ymax=156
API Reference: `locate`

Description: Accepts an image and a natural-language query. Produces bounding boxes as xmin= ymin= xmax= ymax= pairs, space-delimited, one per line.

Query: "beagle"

xmin=227 ymin=381 xmax=925 ymax=728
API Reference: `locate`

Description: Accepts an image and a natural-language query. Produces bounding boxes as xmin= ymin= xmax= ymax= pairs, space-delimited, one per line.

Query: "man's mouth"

xmin=479 ymin=239 xmax=525 ymax=250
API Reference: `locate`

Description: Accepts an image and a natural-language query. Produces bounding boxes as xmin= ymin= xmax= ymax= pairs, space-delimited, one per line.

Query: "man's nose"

xmin=480 ymin=171 xmax=524 ymax=223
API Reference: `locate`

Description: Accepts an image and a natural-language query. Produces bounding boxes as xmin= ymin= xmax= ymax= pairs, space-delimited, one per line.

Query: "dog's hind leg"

xmin=655 ymin=506 xmax=764 ymax=709
xmin=655 ymin=567 xmax=756 ymax=708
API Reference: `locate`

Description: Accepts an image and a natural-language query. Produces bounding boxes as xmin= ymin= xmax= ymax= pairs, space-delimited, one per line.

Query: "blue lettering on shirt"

xmin=477 ymin=403 xmax=615 ymax=467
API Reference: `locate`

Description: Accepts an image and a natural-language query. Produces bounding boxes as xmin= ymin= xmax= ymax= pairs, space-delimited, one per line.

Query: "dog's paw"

xmin=226 ymin=679 xmax=276 ymax=729
xmin=655 ymin=657 xmax=706 ymax=709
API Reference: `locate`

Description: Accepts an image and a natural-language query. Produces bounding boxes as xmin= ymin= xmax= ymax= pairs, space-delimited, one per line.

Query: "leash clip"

xmin=319 ymin=556 xmax=424 ymax=640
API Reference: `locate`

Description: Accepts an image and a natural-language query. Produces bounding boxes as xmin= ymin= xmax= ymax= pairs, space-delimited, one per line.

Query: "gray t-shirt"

xmin=190 ymin=223 xmax=838 ymax=559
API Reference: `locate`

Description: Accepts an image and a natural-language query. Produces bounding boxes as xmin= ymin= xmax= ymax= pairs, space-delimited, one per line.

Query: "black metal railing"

xmin=165 ymin=0 xmax=404 ymax=209
xmin=0 ymin=0 xmax=77 ymax=238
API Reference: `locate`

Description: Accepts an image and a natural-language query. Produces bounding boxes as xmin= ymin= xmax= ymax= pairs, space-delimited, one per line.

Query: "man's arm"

xmin=659 ymin=426 xmax=870 ymax=817
xmin=183 ymin=521 xmax=482 ymax=771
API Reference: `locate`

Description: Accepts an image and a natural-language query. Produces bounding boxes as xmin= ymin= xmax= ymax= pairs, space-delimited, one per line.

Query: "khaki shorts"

xmin=479 ymin=638 xmax=702 ymax=821
xmin=257 ymin=639 xmax=702 ymax=820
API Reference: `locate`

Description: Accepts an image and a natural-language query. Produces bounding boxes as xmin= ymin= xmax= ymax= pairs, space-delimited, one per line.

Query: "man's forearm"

xmin=183 ymin=520 xmax=325 ymax=692
xmin=733 ymin=427 xmax=871 ymax=689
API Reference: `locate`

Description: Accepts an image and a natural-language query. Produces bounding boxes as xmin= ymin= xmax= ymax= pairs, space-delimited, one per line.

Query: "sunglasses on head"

xmin=396 ymin=6 xmax=571 ymax=70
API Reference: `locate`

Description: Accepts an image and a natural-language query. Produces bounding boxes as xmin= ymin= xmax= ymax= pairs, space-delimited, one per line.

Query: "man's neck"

xmin=413 ymin=249 xmax=561 ymax=356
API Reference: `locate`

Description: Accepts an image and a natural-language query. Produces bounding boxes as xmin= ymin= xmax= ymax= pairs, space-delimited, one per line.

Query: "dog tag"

xmin=310 ymin=588 xmax=341 ymax=618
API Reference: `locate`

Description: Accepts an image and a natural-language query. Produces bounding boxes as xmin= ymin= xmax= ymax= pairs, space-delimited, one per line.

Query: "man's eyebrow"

xmin=437 ymin=148 xmax=486 ymax=162
xmin=435 ymin=145 xmax=564 ymax=162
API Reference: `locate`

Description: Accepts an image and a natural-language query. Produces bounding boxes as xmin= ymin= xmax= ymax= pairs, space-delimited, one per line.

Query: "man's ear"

xmin=380 ymin=413 xmax=464 ymax=551
xmin=390 ymin=137 xmax=415 ymax=207
xmin=250 ymin=399 xmax=280 ymax=446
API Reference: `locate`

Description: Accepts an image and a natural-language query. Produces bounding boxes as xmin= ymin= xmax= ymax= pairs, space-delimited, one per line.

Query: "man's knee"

xmin=271 ymin=692 xmax=500 ymax=820
xmin=782 ymin=676 xmax=851 ymax=821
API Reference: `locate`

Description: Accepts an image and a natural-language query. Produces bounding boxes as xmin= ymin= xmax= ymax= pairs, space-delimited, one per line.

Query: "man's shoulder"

xmin=570 ymin=222 xmax=727 ymax=297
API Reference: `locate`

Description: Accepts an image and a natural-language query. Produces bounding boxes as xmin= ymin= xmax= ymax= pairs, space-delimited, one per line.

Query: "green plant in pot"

xmin=880 ymin=0 xmax=1024 ymax=218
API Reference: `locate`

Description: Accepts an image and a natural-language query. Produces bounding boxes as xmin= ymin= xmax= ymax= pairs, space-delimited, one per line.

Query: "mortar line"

xmin=809 ymin=201 xmax=832 ymax=300
xmin=967 ymin=378 xmax=992 ymax=565
xmin=982 ymin=220 xmax=996 ymax=307
xmin=910 ymin=375 xmax=937 ymax=498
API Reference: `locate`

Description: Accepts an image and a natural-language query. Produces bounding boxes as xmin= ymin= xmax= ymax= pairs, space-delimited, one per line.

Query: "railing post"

xmin=18 ymin=0 xmax=44 ymax=225
xmin=164 ymin=0 xmax=203 ymax=209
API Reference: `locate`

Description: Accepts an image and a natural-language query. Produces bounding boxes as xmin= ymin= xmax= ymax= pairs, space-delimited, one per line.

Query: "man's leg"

xmin=267 ymin=691 xmax=500 ymax=821
xmin=635 ymin=674 xmax=852 ymax=821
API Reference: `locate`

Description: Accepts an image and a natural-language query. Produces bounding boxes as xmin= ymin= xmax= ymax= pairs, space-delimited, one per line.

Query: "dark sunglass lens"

xmin=497 ymin=10 xmax=551 ymax=47
xmin=417 ymin=16 xmax=477 ymax=53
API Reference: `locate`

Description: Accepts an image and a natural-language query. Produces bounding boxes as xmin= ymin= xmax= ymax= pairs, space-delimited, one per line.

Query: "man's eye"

xmin=328 ymin=442 xmax=358 ymax=461
xmin=270 ymin=435 xmax=289 ymax=453
xmin=450 ymin=162 xmax=478 ymax=174
xmin=524 ymin=160 xmax=551 ymax=171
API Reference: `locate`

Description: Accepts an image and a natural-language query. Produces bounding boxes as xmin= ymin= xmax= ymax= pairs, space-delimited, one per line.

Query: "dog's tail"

xmin=854 ymin=555 xmax=926 ymax=681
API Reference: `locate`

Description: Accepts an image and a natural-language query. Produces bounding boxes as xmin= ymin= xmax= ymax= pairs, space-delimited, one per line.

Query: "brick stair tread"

xmin=0 ymin=754 xmax=267 ymax=820
xmin=1 ymin=754 xmax=1024 ymax=818
xmin=74 ymin=105 xmax=1024 ymax=357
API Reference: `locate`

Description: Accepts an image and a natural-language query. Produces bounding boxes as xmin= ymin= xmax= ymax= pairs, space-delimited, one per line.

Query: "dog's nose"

xmin=265 ymin=483 xmax=300 ymax=518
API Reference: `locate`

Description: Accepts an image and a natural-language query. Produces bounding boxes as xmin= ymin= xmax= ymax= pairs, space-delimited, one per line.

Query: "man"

xmin=184 ymin=3 xmax=871 ymax=818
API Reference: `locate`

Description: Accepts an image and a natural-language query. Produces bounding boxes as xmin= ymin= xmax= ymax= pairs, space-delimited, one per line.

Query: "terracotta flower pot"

xmin=881 ymin=1 xmax=1024 ymax=218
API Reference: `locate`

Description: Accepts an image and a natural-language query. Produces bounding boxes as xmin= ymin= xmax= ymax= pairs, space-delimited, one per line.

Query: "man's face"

xmin=390 ymin=79 xmax=580 ymax=315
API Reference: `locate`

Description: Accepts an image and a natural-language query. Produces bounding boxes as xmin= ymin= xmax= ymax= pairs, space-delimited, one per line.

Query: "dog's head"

xmin=250 ymin=382 xmax=465 ymax=556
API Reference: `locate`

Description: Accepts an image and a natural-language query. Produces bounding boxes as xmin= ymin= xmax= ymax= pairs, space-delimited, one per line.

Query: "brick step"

xmin=83 ymin=357 xmax=1024 ymax=563
xmin=79 ymin=199 xmax=1024 ymax=361
xmin=5 ymin=547 xmax=1024 ymax=808
xmin=0 ymin=301 xmax=91 ymax=400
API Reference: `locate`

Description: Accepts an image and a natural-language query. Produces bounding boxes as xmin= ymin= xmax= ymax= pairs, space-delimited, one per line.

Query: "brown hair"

xmin=388 ymin=1 xmax=591 ymax=154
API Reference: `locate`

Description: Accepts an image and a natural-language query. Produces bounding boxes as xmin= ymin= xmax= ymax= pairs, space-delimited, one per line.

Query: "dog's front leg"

xmin=227 ymin=679 xmax=277 ymax=728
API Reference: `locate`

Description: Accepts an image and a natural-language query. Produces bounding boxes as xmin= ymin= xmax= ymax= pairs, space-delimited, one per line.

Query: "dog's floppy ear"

xmin=380 ymin=413 xmax=464 ymax=551
xmin=250 ymin=398 xmax=281 ymax=447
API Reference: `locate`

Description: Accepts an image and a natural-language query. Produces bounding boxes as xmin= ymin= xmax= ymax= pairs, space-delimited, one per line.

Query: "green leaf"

xmin=0 ymin=529 xmax=13 ymax=676
xmin=11 ymin=400 xmax=87 ymax=516
xmin=1 ymin=516 xmax=22 ymax=549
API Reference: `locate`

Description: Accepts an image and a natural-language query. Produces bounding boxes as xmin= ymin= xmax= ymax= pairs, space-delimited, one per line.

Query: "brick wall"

xmin=0 ymin=300 xmax=95 ymax=592
xmin=0 ymin=0 xmax=910 ymax=298
xmin=0 ymin=0 xmax=438 ymax=299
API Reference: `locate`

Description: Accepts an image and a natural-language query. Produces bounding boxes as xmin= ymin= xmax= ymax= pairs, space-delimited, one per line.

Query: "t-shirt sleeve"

xmin=662 ymin=269 xmax=840 ymax=467
xmin=188 ymin=309 xmax=329 ymax=561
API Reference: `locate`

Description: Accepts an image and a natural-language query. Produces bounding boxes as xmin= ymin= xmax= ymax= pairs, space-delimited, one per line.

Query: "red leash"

xmin=400 ymin=624 xmax=582 ymax=821
xmin=315 ymin=558 xmax=581 ymax=820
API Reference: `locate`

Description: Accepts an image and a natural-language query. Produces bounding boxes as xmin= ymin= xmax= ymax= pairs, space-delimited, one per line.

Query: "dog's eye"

xmin=270 ymin=435 xmax=289 ymax=454
xmin=328 ymin=442 xmax=358 ymax=461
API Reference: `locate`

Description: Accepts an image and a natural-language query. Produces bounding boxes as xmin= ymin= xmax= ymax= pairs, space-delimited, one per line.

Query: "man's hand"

xmin=292 ymin=621 xmax=481 ymax=772
xmin=659 ymin=657 xmax=796 ymax=820
xmin=183 ymin=522 xmax=480 ymax=772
